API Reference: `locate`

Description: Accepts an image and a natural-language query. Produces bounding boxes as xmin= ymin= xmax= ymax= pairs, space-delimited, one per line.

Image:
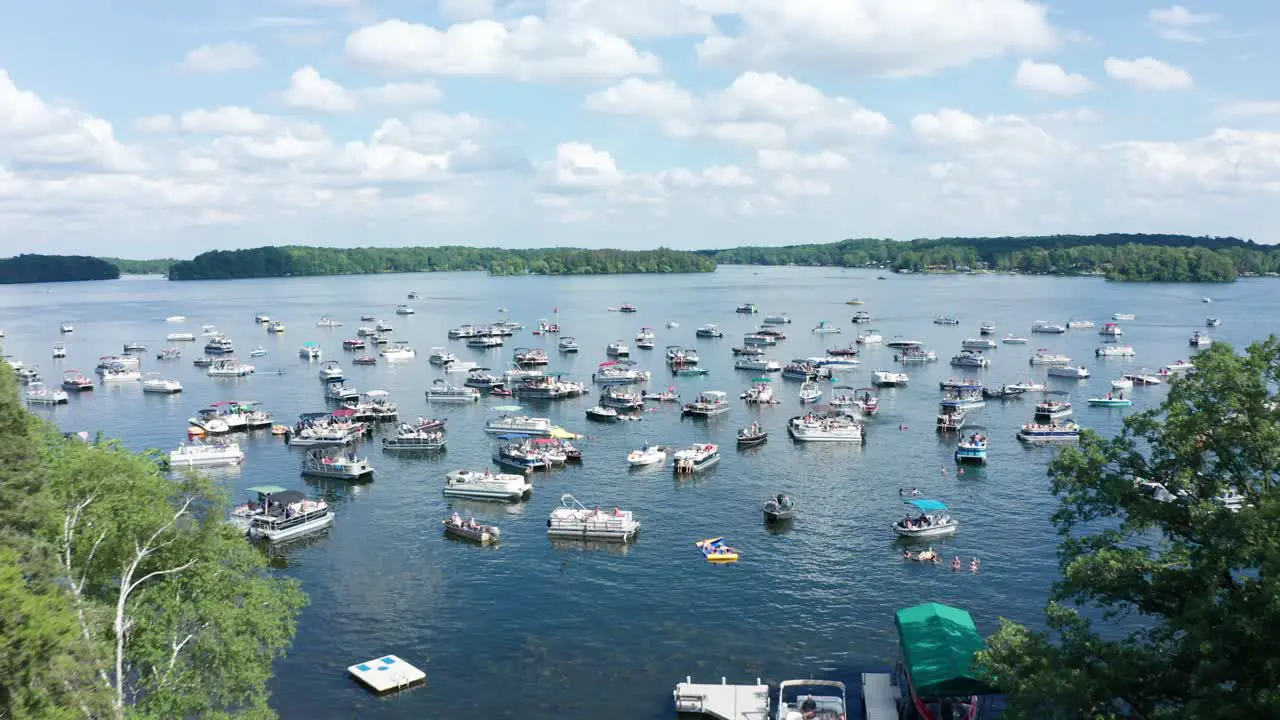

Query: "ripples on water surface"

xmin=2 ymin=267 xmax=1275 ymax=718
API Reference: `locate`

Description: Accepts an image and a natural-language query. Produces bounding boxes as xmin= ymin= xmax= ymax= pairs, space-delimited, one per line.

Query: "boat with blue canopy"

xmin=893 ymin=499 xmax=957 ymax=538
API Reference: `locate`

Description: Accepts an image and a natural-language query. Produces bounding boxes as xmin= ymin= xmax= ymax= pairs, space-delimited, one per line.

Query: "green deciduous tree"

xmin=977 ymin=339 xmax=1280 ymax=719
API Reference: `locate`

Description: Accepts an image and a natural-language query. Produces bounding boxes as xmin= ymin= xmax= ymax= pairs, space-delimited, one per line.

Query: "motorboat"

xmin=776 ymin=680 xmax=846 ymax=720
xmin=207 ymin=358 xmax=254 ymax=377
xmin=205 ymin=335 xmax=234 ymax=354
xmin=741 ymin=379 xmax=776 ymax=404
xmin=352 ymin=355 xmax=377 ymax=366
xmin=100 ymin=365 xmax=141 ymax=382
xmin=738 ymin=422 xmax=768 ymax=446
xmin=467 ymin=335 xmax=503 ymax=348
xmin=585 ymin=406 xmax=621 ymax=422
xmin=444 ymin=469 xmax=531 ymax=501
xmin=428 ymin=347 xmax=457 ymax=365
xmin=788 ymin=413 xmax=864 ymax=442
xmin=485 ymin=415 xmax=554 ymax=437
xmin=798 ymin=380 xmax=822 ymax=403
xmin=1165 ymin=359 xmax=1194 ymax=373
xmin=600 ymin=386 xmax=644 ymax=411
xmin=618 ymin=304 xmax=637 ymax=313
xmin=936 ymin=402 xmax=967 ymax=432
xmin=16 ymin=367 xmax=42 ymax=385
xmin=324 ymin=381 xmax=361 ymax=402
xmin=827 ymin=343 xmax=860 ymax=357
xmin=735 ymin=303 xmax=758 ymax=314
xmin=1202 ymin=296 xmax=1213 ymax=304
xmin=1096 ymin=344 xmax=1135 ymax=358
xmin=1034 ymin=395 xmax=1073 ymax=419
xmin=732 ymin=345 xmax=765 ymax=357
xmin=695 ymin=537 xmax=739 ymax=563
xmin=375 ymin=319 xmax=394 ymax=333
xmin=343 ymin=338 xmax=367 ymax=350
xmin=1017 ymin=421 xmax=1082 ymax=442
xmin=939 ymin=377 xmax=983 ymax=392
xmin=961 ymin=338 xmax=997 ymax=350
xmin=735 ymin=358 xmax=781 ymax=373
xmin=593 ymin=361 xmax=649 ymax=385
xmin=895 ymin=347 xmax=937 ymax=364
xmin=1189 ymin=331 xmax=1212 ymax=347
xmin=954 ymin=431 xmax=987 ymax=464
xmin=943 ymin=388 xmax=986 ymax=410
xmin=755 ymin=326 xmax=786 ymax=340
xmin=949 ymin=350 xmax=989 ymax=368
xmin=1206 ymin=317 xmax=1222 ymax=328
xmin=141 ymin=373 xmax=183 ymax=394
xmin=1006 ymin=379 xmax=1048 ymax=392
xmin=166 ymin=332 xmax=196 ymax=342
xmin=1032 ymin=320 xmax=1066 ymax=334
xmin=1112 ymin=312 xmax=1135 ymax=320
xmin=214 ymin=400 xmax=273 ymax=430
xmin=24 ymin=381 xmax=69 ymax=405
xmin=503 ymin=367 xmax=545 ymax=385
xmin=318 ymin=361 xmax=343 ymax=381
xmin=851 ymin=310 xmax=872 ymax=323
xmin=856 ymin=328 xmax=883 ymax=344
xmin=1047 ymin=365 xmax=1090 ymax=379
xmin=1099 ymin=322 xmax=1123 ymax=337
xmin=1111 ymin=377 xmax=1134 ymax=390
xmin=96 ymin=354 xmax=139 ymax=372
xmin=357 ymin=326 xmax=378 ymax=338
xmin=49 ymin=342 xmax=67 ymax=359
xmin=695 ymin=325 xmax=724 ymax=338
xmin=514 ymin=347 xmax=550 ymax=366
xmin=872 ymin=370 xmax=908 ymax=387
xmin=266 ymin=321 xmax=285 ymax=334
xmin=558 ymin=337 xmax=579 ymax=353
xmin=230 ymin=486 xmax=333 ymax=542
xmin=382 ymin=425 xmax=447 ymax=452
xmin=979 ymin=321 xmax=996 ymax=335
xmin=807 ymin=355 xmax=859 ymax=370
xmin=811 ymin=321 xmax=841 ymax=334
xmin=447 ymin=324 xmax=479 ymax=339
xmin=342 ymin=390 xmax=398 ymax=423
xmin=1088 ymin=393 xmax=1132 ymax=407
xmin=380 ymin=341 xmax=417 ymax=360
xmin=742 ymin=333 xmax=777 ymax=347
xmin=763 ymin=494 xmax=793 ymax=521
xmin=642 ymin=384 xmax=681 ymax=403
xmin=156 ymin=347 xmax=181 ymax=360
xmin=168 ymin=440 xmax=243 ymax=468
xmin=317 ymin=316 xmax=342 ymax=328
xmin=683 ymin=390 xmax=731 ymax=417
xmin=492 ymin=437 xmax=565 ymax=473
xmin=934 ymin=315 xmax=960 ymax=325
xmin=463 ymin=367 xmax=504 ymax=391
xmin=1029 ymin=349 xmax=1071 ymax=365
xmin=853 ymin=387 xmax=879 ymax=416
xmin=200 ymin=324 xmax=218 ymax=336
xmin=426 ymin=379 xmax=481 ymax=402
xmin=285 ymin=413 xmax=368 ymax=448
xmin=847 ymin=299 xmax=865 ymax=305
xmin=442 ymin=515 xmax=499 ymax=544
xmin=606 ymin=341 xmax=631 ymax=358
xmin=1067 ymin=319 xmax=1095 ymax=329
xmin=513 ymin=375 xmax=587 ymax=399
xmin=188 ymin=409 xmax=231 ymax=434
xmin=666 ymin=320 xmax=679 ymax=328
xmin=547 ymin=494 xmax=640 ymax=541
xmin=893 ymin=499 xmax=957 ymax=538
xmin=763 ymin=313 xmax=791 ymax=324
xmin=59 ymin=322 xmax=74 ymax=334
xmin=781 ymin=362 xmax=819 ymax=381
xmin=982 ymin=385 xmax=1025 ymax=400
xmin=61 ymin=370 xmax=94 ymax=392
xmin=255 ymin=312 xmax=270 ymax=324
xmin=534 ymin=319 xmax=561 ymax=335
xmin=1124 ymin=370 xmax=1163 ymax=385
xmin=1002 ymin=334 xmax=1029 ymax=344
xmin=627 ymin=443 xmax=666 ymax=467
xmin=666 ymin=346 xmax=700 ymax=366
xmin=123 ymin=342 xmax=147 ymax=353
xmin=300 ymin=450 xmax=374 ymax=481
xmin=443 ymin=361 xmax=479 ymax=376
xmin=672 ymin=443 xmax=721 ymax=473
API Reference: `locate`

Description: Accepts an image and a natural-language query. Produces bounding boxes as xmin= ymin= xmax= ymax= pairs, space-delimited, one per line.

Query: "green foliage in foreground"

xmin=977 ymin=340 xmax=1280 ymax=719
xmin=101 ymin=258 xmax=174 ymax=275
xmin=0 ymin=254 xmax=120 ymax=284
xmin=704 ymin=234 xmax=1278 ymax=282
xmin=167 ymin=245 xmax=715 ymax=280
xmin=0 ymin=365 xmax=306 ymax=719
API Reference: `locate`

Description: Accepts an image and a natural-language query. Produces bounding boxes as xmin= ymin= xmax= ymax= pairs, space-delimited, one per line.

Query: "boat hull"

xmin=250 ymin=514 xmax=334 ymax=542
xmin=893 ymin=524 xmax=958 ymax=538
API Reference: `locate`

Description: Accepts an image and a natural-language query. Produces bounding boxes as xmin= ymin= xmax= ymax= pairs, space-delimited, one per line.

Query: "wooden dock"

xmin=861 ymin=672 xmax=901 ymax=720
xmin=673 ymin=676 xmax=769 ymax=720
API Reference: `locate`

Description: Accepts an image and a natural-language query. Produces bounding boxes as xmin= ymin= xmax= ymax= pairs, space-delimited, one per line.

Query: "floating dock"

xmin=348 ymin=654 xmax=425 ymax=694
xmin=861 ymin=672 xmax=901 ymax=720
xmin=673 ymin=676 xmax=769 ymax=719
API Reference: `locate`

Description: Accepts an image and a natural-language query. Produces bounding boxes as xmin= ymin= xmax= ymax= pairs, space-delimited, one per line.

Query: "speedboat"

xmin=266 ymin=321 xmax=285 ymax=334
xmin=763 ymin=494 xmax=793 ymax=521
xmin=732 ymin=345 xmax=765 ymax=357
xmin=1202 ymin=296 xmax=1213 ymax=304
xmin=59 ymin=321 xmax=74 ymax=334
xmin=627 ymin=444 xmax=666 ymax=467
xmin=798 ymin=380 xmax=822 ymax=403
xmin=636 ymin=328 xmax=656 ymax=349
xmin=141 ymin=373 xmax=183 ymax=394
xmin=1096 ymin=345 xmax=1135 ymax=357
xmin=255 ymin=312 xmax=270 ymax=324
xmin=317 ymin=316 xmax=342 ymax=328
xmin=200 ymin=324 xmax=218 ymax=336
xmin=1165 ymin=359 xmax=1194 ymax=373
xmin=1017 ymin=420 xmax=1082 ymax=442
xmin=484 ymin=415 xmax=553 ymax=437
xmin=1006 ymin=379 xmax=1047 ymax=392
xmin=61 ymin=370 xmax=94 ymax=392
xmin=24 ymin=381 xmax=69 ymax=405
xmin=16 ymin=367 xmax=42 ymax=385
xmin=547 ymin=494 xmax=640 ymax=541
xmin=380 ymin=341 xmax=417 ymax=360
xmin=672 ymin=443 xmax=720 ymax=473
xmin=695 ymin=325 xmax=724 ymax=338
xmin=558 ymin=337 xmax=579 ymax=353
xmin=300 ymin=450 xmax=374 ymax=480
xmin=741 ymin=380 xmax=776 ymax=404
xmin=352 ymin=355 xmax=377 ymax=366
xmin=99 ymin=365 xmax=141 ymax=382
xmin=934 ymin=315 xmax=960 ymax=325
xmin=1046 ymin=365 xmax=1090 ymax=379
xmin=207 ymin=358 xmax=254 ymax=377
xmin=949 ymin=350 xmax=989 ymax=368
xmin=188 ymin=409 xmax=231 ymax=434
xmin=850 ymin=310 xmax=872 ymax=323
xmin=231 ymin=487 xmax=333 ymax=542
xmin=776 ymin=680 xmax=846 ymax=720
xmin=514 ymin=347 xmax=550 ymax=366
xmin=1112 ymin=312 xmax=1135 ymax=320
xmin=980 ymin=321 xmax=996 ymax=335
xmin=606 ymin=341 xmax=631 ymax=358
xmin=467 ymin=335 xmax=503 ymax=348
xmin=954 ymin=432 xmax=987 ymax=464
xmin=1088 ymin=393 xmax=1132 ymax=407
xmin=618 ymin=304 xmax=637 ymax=313
xmin=1099 ymin=322 xmax=1123 ymax=337
xmin=1206 ymin=317 xmax=1222 ymax=328
xmin=585 ymin=406 xmax=620 ymax=422
xmin=666 ymin=320 xmax=679 ymax=328
xmin=51 ymin=342 xmax=67 ymax=359
xmin=788 ymin=413 xmax=864 ymax=442
xmin=667 ymin=346 xmax=700 ymax=366
xmin=318 ymin=361 xmax=343 ymax=381
xmin=682 ymin=390 xmax=730 ymax=417
xmin=855 ymin=329 xmax=883 ymax=344
xmin=1002 ymin=334 xmax=1029 ymax=344
xmin=375 ymin=319 xmax=394 ymax=333
xmin=1189 ymin=331 xmax=1212 ymax=347
xmin=1111 ymin=377 xmax=1134 ymax=390
xmin=324 ymin=381 xmax=360 ymax=402
xmin=168 ymin=440 xmax=243 ymax=468
xmin=1029 ymin=349 xmax=1071 ymax=365
xmin=827 ymin=343 xmax=859 ymax=357
xmin=893 ymin=499 xmax=957 ymax=538
xmin=444 ymin=469 xmax=531 ymax=501
xmin=428 ymin=347 xmax=457 ymax=365
xmin=442 ymin=515 xmax=499 ymax=544
xmin=811 ymin=321 xmax=841 ymax=334
xmin=426 ymin=379 xmax=481 ymax=402
xmin=1032 ymin=320 xmax=1066 ymax=334
xmin=204 ymin=335 xmax=234 ymax=354
xmin=735 ymin=303 xmax=758 ymax=314
xmin=872 ymin=370 xmax=908 ymax=387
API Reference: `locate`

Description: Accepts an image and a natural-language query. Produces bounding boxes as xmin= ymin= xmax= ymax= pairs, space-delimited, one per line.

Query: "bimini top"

xmin=904 ymin=499 xmax=948 ymax=512
xmin=894 ymin=603 xmax=997 ymax=699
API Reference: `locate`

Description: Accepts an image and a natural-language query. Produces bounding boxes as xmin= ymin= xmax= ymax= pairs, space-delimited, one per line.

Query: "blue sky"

xmin=1 ymin=1 xmax=1278 ymax=258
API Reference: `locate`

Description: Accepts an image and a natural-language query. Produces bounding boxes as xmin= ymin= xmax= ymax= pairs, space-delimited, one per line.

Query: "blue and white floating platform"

xmin=348 ymin=654 xmax=425 ymax=693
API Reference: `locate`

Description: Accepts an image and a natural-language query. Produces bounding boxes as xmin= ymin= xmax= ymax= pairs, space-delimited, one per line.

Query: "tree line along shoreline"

xmin=1 ymin=233 xmax=1277 ymax=283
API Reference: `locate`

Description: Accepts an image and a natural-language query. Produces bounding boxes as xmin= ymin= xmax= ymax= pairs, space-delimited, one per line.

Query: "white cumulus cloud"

xmin=1104 ymin=56 xmax=1194 ymax=90
xmin=1012 ymin=60 xmax=1095 ymax=97
xmin=179 ymin=42 xmax=261 ymax=73
xmin=1148 ymin=5 xmax=1220 ymax=43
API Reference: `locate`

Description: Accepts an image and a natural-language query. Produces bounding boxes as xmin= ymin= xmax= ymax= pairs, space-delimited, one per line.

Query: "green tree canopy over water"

xmin=167 ymin=245 xmax=715 ymax=280
xmin=977 ymin=339 xmax=1280 ymax=719
xmin=0 ymin=364 xmax=306 ymax=719
xmin=0 ymin=254 xmax=120 ymax=284
xmin=703 ymin=234 xmax=1277 ymax=281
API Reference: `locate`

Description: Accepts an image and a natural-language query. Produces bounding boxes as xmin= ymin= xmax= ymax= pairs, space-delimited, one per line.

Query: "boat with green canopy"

xmin=894 ymin=603 xmax=998 ymax=720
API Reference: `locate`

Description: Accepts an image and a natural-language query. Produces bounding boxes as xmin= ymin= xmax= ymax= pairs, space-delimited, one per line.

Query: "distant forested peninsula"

xmin=165 ymin=245 xmax=715 ymax=280
xmin=702 ymin=234 xmax=1279 ymax=282
xmin=102 ymin=257 xmax=174 ymax=275
xmin=0 ymin=254 xmax=119 ymax=284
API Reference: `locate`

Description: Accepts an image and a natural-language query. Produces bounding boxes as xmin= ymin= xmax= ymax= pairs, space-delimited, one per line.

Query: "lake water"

xmin=1 ymin=267 xmax=1274 ymax=718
